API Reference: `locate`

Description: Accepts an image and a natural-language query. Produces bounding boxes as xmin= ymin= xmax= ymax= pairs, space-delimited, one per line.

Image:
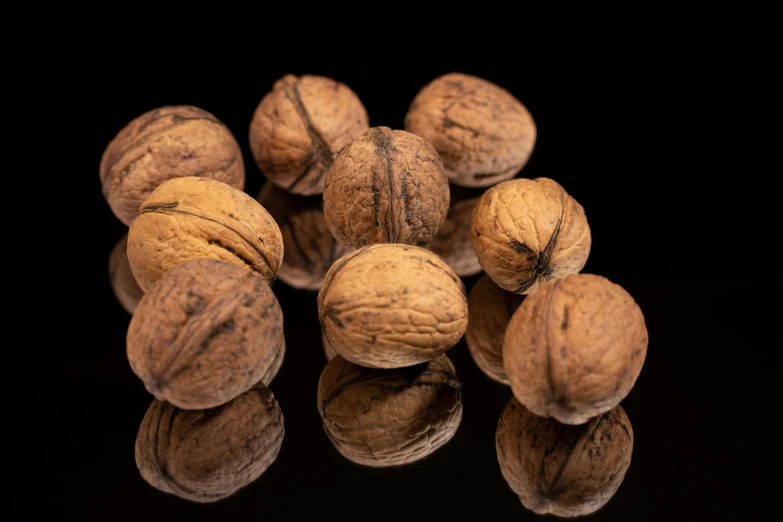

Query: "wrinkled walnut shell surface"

xmin=109 ymin=233 xmax=144 ymax=314
xmin=425 ymin=185 xmax=482 ymax=276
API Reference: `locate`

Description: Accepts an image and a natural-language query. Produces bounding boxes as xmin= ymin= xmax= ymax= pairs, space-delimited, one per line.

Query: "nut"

xmin=322 ymin=331 xmax=338 ymax=361
xmin=425 ymin=185 xmax=483 ymax=276
xmin=109 ymin=232 xmax=144 ymax=314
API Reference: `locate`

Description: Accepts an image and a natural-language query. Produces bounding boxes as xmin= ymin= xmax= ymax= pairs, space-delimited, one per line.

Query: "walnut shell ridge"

xmin=108 ymin=232 xmax=144 ymax=315
xmin=425 ymin=185 xmax=483 ymax=277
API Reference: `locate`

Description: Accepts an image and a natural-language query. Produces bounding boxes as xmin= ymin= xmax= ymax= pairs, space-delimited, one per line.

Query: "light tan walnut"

xmin=425 ymin=185 xmax=483 ymax=276
xmin=108 ymin=232 xmax=144 ymax=314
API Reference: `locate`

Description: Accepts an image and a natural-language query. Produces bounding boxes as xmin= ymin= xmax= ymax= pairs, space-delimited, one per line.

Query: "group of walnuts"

xmin=104 ymin=72 xmax=647 ymax=517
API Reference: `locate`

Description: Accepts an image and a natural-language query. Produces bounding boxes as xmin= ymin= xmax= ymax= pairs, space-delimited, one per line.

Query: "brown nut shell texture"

xmin=323 ymin=126 xmax=450 ymax=248
xmin=405 ymin=73 xmax=536 ymax=188
xmin=249 ymin=74 xmax=369 ymax=195
xmin=135 ymin=385 xmax=284 ymax=503
xmin=127 ymin=258 xmax=285 ymax=410
xmin=425 ymin=185 xmax=483 ymax=277
xmin=100 ymin=105 xmax=245 ymax=226
xmin=471 ymin=177 xmax=591 ymax=295
xmin=317 ymin=354 xmax=462 ymax=467
xmin=503 ymin=274 xmax=648 ymax=425
xmin=318 ymin=244 xmax=468 ymax=369
xmin=127 ymin=177 xmax=283 ymax=293
xmin=109 ymin=232 xmax=144 ymax=315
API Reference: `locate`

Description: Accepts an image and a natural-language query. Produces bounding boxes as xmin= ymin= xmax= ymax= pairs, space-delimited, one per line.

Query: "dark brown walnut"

xmin=322 ymin=331 xmax=338 ymax=361
xmin=100 ymin=105 xmax=245 ymax=226
xmin=425 ymin=185 xmax=483 ymax=276
xmin=323 ymin=126 xmax=450 ymax=248
xmin=108 ymin=232 xmax=144 ymax=315
xmin=504 ymin=274 xmax=648 ymax=425
xmin=135 ymin=384 xmax=284 ymax=503
xmin=496 ymin=398 xmax=633 ymax=517
xmin=127 ymin=177 xmax=283 ymax=293
xmin=471 ymin=177 xmax=591 ymax=295
xmin=404 ymin=73 xmax=536 ymax=188
xmin=249 ymin=74 xmax=369 ymax=196
xmin=318 ymin=244 xmax=468 ymax=369
xmin=127 ymin=258 xmax=285 ymax=410
xmin=317 ymin=354 xmax=462 ymax=467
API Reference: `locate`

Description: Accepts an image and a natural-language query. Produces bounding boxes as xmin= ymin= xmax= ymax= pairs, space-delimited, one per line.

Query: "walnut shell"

xmin=404 ymin=73 xmax=536 ymax=188
xmin=323 ymin=126 xmax=450 ymax=248
xmin=318 ymin=244 xmax=468 ymax=369
xmin=127 ymin=258 xmax=285 ymax=410
xmin=424 ymin=185 xmax=483 ymax=276
xmin=135 ymin=384 xmax=284 ymax=503
xmin=108 ymin=233 xmax=144 ymax=314
xmin=127 ymin=177 xmax=283 ymax=293
xmin=496 ymin=398 xmax=633 ymax=517
xmin=100 ymin=105 xmax=245 ymax=226
xmin=249 ymin=74 xmax=369 ymax=195
xmin=503 ymin=274 xmax=648 ymax=425
xmin=317 ymin=354 xmax=462 ymax=467
xmin=322 ymin=331 xmax=338 ymax=362
xmin=471 ymin=177 xmax=591 ymax=295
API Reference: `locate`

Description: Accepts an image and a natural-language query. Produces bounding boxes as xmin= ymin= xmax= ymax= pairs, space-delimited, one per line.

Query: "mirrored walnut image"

xmin=425 ymin=185 xmax=483 ymax=276
xmin=127 ymin=258 xmax=285 ymax=410
xmin=108 ymin=233 xmax=144 ymax=314
xmin=496 ymin=398 xmax=633 ymax=517
xmin=404 ymin=73 xmax=536 ymax=188
xmin=323 ymin=126 xmax=450 ymax=248
xmin=318 ymin=354 xmax=462 ymax=467
xmin=249 ymin=74 xmax=369 ymax=195
xmin=318 ymin=244 xmax=468 ymax=369
xmin=100 ymin=105 xmax=245 ymax=226
xmin=128 ymin=177 xmax=283 ymax=293
xmin=471 ymin=177 xmax=591 ymax=295
xmin=504 ymin=274 xmax=648 ymax=425
xmin=135 ymin=384 xmax=284 ymax=503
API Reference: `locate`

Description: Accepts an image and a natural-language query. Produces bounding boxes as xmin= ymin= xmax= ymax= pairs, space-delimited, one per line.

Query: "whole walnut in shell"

xmin=317 ymin=354 xmax=462 ymax=467
xmin=496 ymin=398 xmax=633 ymax=517
xmin=108 ymin=233 xmax=144 ymax=314
xmin=100 ymin=105 xmax=245 ymax=226
xmin=323 ymin=126 xmax=450 ymax=248
xmin=405 ymin=73 xmax=536 ymax=188
xmin=127 ymin=176 xmax=283 ymax=293
xmin=504 ymin=274 xmax=648 ymax=425
xmin=127 ymin=258 xmax=285 ymax=410
xmin=471 ymin=177 xmax=591 ymax=295
xmin=135 ymin=384 xmax=284 ymax=503
xmin=425 ymin=185 xmax=483 ymax=277
xmin=249 ymin=74 xmax=369 ymax=195
xmin=318 ymin=244 xmax=468 ymax=369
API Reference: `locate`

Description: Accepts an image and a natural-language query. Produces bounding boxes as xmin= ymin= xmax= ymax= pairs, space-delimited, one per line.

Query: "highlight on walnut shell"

xmin=249 ymin=74 xmax=369 ymax=196
xmin=323 ymin=126 xmax=450 ymax=248
xmin=471 ymin=177 xmax=591 ymax=295
xmin=404 ymin=73 xmax=536 ymax=188
xmin=100 ymin=105 xmax=245 ymax=226
xmin=317 ymin=244 xmax=468 ymax=369
xmin=127 ymin=258 xmax=285 ymax=410
xmin=503 ymin=274 xmax=648 ymax=425
xmin=109 ymin=232 xmax=144 ymax=314
xmin=127 ymin=176 xmax=283 ymax=293
xmin=317 ymin=354 xmax=462 ymax=467
xmin=425 ymin=185 xmax=483 ymax=277
xmin=496 ymin=398 xmax=633 ymax=517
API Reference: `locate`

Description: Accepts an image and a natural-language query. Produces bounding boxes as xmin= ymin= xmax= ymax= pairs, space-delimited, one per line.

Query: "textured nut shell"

xmin=322 ymin=331 xmax=338 ymax=361
xmin=108 ymin=233 xmax=144 ymax=314
xmin=249 ymin=74 xmax=369 ymax=195
xmin=318 ymin=244 xmax=468 ymax=369
xmin=127 ymin=177 xmax=283 ymax=293
xmin=100 ymin=105 xmax=245 ymax=226
xmin=404 ymin=73 xmax=536 ymax=187
xmin=317 ymin=354 xmax=462 ymax=467
xmin=425 ymin=185 xmax=482 ymax=276
xmin=496 ymin=398 xmax=633 ymax=517
xmin=503 ymin=274 xmax=648 ymax=425
xmin=135 ymin=385 xmax=284 ymax=503
xmin=471 ymin=177 xmax=591 ymax=295
xmin=127 ymin=258 xmax=285 ymax=410
xmin=323 ymin=127 xmax=450 ymax=248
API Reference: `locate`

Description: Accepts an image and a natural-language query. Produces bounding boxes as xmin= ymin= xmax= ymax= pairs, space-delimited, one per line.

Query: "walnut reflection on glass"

xmin=425 ymin=184 xmax=483 ymax=277
xmin=108 ymin=232 xmax=144 ymax=314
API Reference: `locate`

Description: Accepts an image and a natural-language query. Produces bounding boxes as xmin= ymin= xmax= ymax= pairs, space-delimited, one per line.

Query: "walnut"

xmin=322 ymin=331 xmax=338 ymax=361
xmin=424 ymin=185 xmax=483 ymax=276
xmin=503 ymin=274 xmax=648 ymax=425
xmin=108 ymin=233 xmax=144 ymax=315
xmin=471 ymin=177 xmax=591 ymax=295
xmin=496 ymin=398 xmax=633 ymax=517
xmin=317 ymin=354 xmax=462 ymax=467
xmin=318 ymin=244 xmax=468 ymax=369
xmin=249 ymin=74 xmax=369 ymax=195
xmin=404 ymin=73 xmax=536 ymax=188
xmin=127 ymin=176 xmax=283 ymax=293
xmin=135 ymin=384 xmax=284 ymax=503
xmin=100 ymin=105 xmax=245 ymax=226
xmin=323 ymin=126 xmax=450 ymax=248
xmin=127 ymin=258 xmax=285 ymax=410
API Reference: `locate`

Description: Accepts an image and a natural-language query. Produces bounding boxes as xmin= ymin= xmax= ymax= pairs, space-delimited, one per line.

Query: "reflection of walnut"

xmin=318 ymin=354 xmax=462 ymax=467
xmin=405 ymin=73 xmax=536 ymax=188
xmin=100 ymin=106 xmax=244 ymax=226
xmin=108 ymin=233 xmax=144 ymax=314
xmin=249 ymin=74 xmax=369 ymax=195
xmin=496 ymin=398 xmax=633 ymax=517
xmin=425 ymin=185 xmax=482 ymax=276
